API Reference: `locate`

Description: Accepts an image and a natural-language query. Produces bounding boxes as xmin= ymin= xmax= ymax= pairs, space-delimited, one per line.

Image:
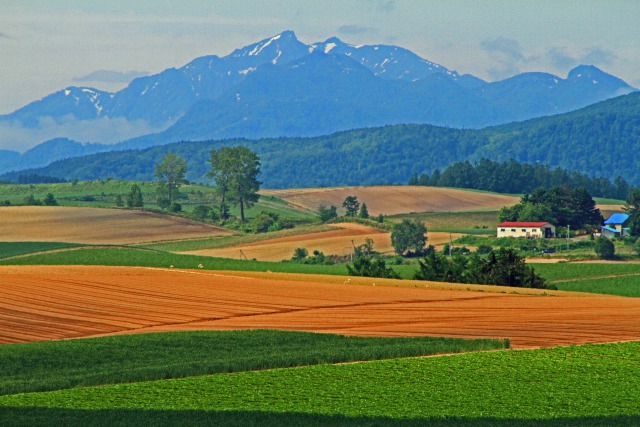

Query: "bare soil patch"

xmin=262 ymin=186 xmax=519 ymax=216
xmin=183 ymin=223 xmax=461 ymax=261
xmin=2 ymin=265 xmax=639 ymax=349
xmin=0 ymin=206 xmax=231 ymax=244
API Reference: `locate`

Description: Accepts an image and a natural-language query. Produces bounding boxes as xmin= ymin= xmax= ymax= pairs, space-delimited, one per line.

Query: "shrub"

xmin=347 ymin=257 xmax=399 ymax=279
xmin=318 ymin=205 xmax=338 ymax=222
xmin=43 ymin=193 xmax=58 ymax=206
xmin=594 ymin=236 xmax=616 ymax=259
xmin=191 ymin=205 xmax=213 ymax=222
xmin=291 ymin=247 xmax=308 ymax=261
xmin=23 ymin=194 xmax=42 ymax=206
xmin=476 ymin=244 xmax=493 ymax=254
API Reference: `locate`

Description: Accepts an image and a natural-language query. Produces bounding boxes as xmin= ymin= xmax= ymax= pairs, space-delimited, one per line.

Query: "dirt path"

xmin=2 ymin=266 xmax=639 ymax=349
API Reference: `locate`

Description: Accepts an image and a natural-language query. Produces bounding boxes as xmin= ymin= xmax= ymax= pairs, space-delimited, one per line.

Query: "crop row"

xmin=1 ymin=341 xmax=638 ymax=423
xmin=0 ymin=330 xmax=506 ymax=395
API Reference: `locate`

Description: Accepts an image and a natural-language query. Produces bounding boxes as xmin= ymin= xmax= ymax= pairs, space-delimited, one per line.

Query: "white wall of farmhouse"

xmin=496 ymin=223 xmax=555 ymax=239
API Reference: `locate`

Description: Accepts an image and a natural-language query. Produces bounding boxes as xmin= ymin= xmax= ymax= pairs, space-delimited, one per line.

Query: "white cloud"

xmin=0 ymin=116 xmax=168 ymax=152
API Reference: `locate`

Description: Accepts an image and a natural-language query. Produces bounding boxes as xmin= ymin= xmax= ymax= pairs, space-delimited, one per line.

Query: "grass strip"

xmin=550 ymin=275 xmax=640 ymax=297
xmin=0 ymin=242 xmax=82 ymax=259
xmin=0 ymin=330 xmax=507 ymax=395
xmin=0 ymin=246 xmax=350 ymax=275
xmin=0 ymin=341 xmax=637 ymax=424
xmin=531 ymin=263 xmax=640 ymax=282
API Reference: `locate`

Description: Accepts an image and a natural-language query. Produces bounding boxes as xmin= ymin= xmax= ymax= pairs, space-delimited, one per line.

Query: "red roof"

xmin=497 ymin=222 xmax=551 ymax=227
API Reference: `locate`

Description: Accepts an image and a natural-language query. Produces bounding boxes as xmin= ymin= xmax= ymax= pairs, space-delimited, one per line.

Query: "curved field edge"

xmin=1 ymin=341 xmax=638 ymax=422
xmin=136 ymin=224 xmax=339 ymax=252
xmin=2 ymin=246 xmax=639 ymax=296
xmin=0 ymin=330 xmax=507 ymax=395
xmin=0 ymin=242 xmax=83 ymax=260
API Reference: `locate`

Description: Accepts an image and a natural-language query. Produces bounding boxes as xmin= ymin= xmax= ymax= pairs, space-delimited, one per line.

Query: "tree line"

xmin=499 ymin=186 xmax=603 ymax=230
xmin=409 ymin=158 xmax=636 ymax=200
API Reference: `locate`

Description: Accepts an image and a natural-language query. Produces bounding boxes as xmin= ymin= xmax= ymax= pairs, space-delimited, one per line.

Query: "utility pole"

xmin=566 ymin=225 xmax=570 ymax=251
xmin=449 ymin=233 xmax=453 ymax=257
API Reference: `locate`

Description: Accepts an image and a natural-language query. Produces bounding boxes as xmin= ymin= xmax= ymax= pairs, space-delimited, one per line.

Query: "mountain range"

xmin=4 ymin=91 xmax=639 ymax=187
xmin=0 ymin=30 xmax=636 ymax=175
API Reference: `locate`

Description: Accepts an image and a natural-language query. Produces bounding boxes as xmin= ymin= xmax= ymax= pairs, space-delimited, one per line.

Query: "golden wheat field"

xmin=183 ymin=223 xmax=463 ymax=261
xmin=0 ymin=206 xmax=232 ymax=244
xmin=261 ymin=186 xmax=520 ymax=215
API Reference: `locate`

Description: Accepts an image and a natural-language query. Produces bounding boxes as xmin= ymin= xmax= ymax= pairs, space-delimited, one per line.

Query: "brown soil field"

xmin=2 ymin=265 xmax=639 ymax=349
xmin=0 ymin=206 xmax=232 ymax=244
xmin=262 ymin=186 xmax=520 ymax=215
xmin=183 ymin=223 xmax=462 ymax=261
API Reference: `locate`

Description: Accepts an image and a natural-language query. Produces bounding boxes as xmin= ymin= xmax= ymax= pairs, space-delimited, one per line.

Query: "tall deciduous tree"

xmin=208 ymin=146 xmax=261 ymax=222
xmin=624 ymin=189 xmax=640 ymax=237
xmin=154 ymin=153 xmax=187 ymax=206
xmin=391 ymin=219 xmax=427 ymax=255
xmin=342 ymin=196 xmax=360 ymax=217
xmin=126 ymin=184 xmax=144 ymax=208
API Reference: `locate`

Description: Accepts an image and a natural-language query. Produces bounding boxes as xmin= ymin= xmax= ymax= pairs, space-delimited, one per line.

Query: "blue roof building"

xmin=602 ymin=213 xmax=630 ymax=238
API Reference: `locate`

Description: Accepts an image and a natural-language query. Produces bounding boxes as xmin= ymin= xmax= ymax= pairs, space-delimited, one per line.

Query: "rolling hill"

xmin=3 ymin=91 xmax=639 ymax=187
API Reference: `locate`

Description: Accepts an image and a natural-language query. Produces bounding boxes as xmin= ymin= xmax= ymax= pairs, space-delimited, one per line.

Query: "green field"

xmin=530 ymin=263 xmax=640 ymax=296
xmin=390 ymin=211 xmax=498 ymax=234
xmin=1 ymin=341 xmax=637 ymax=426
xmin=531 ymin=263 xmax=640 ymax=282
xmin=0 ymin=330 xmax=506 ymax=396
xmin=0 ymin=180 xmax=316 ymax=222
xmin=0 ymin=246 xmax=350 ymax=275
xmin=0 ymin=242 xmax=82 ymax=259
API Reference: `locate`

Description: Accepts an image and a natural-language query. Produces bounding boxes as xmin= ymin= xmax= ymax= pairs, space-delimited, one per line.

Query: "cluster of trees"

xmin=22 ymin=193 xmax=58 ymax=206
xmin=207 ymin=146 xmax=261 ymax=222
xmin=149 ymin=146 xmax=261 ymax=223
xmin=414 ymin=248 xmax=548 ymax=288
xmin=291 ymin=248 xmax=335 ymax=265
xmin=499 ymin=186 xmax=602 ymax=230
xmin=409 ymin=159 xmax=635 ymax=200
xmin=318 ymin=196 xmax=383 ymax=223
xmin=342 ymin=196 xmax=370 ymax=219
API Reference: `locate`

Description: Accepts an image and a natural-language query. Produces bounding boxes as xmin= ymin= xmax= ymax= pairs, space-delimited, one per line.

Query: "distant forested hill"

xmin=2 ymin=92 xmax=639 ymax=187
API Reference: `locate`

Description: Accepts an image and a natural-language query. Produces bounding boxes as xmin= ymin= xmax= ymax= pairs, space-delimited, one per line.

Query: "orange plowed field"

xmin=184 ymin=223 xmax=462 ymax=261
xmin=0 ymin=206 xmax=232 ymax=244
xmin=262 ymin=186 xmax=520 ymax=215
xmin=2 ymin=265 xmax=639 ymax=349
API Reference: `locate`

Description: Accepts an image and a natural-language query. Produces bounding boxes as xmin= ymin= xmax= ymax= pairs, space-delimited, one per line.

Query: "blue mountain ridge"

xmin=0 ymin=30 xmax=635 ymax=174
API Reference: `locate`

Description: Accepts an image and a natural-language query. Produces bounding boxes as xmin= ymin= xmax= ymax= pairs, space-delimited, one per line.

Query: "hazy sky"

xmin=1 ymin=0 xmax=639 ymax=114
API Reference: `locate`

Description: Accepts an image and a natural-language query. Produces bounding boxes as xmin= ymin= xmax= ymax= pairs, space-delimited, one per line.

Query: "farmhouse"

xmin=497 ymin=221 xmax=555 ymax=238
xmin=601 ymin=213 xmax=630 ymax=238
